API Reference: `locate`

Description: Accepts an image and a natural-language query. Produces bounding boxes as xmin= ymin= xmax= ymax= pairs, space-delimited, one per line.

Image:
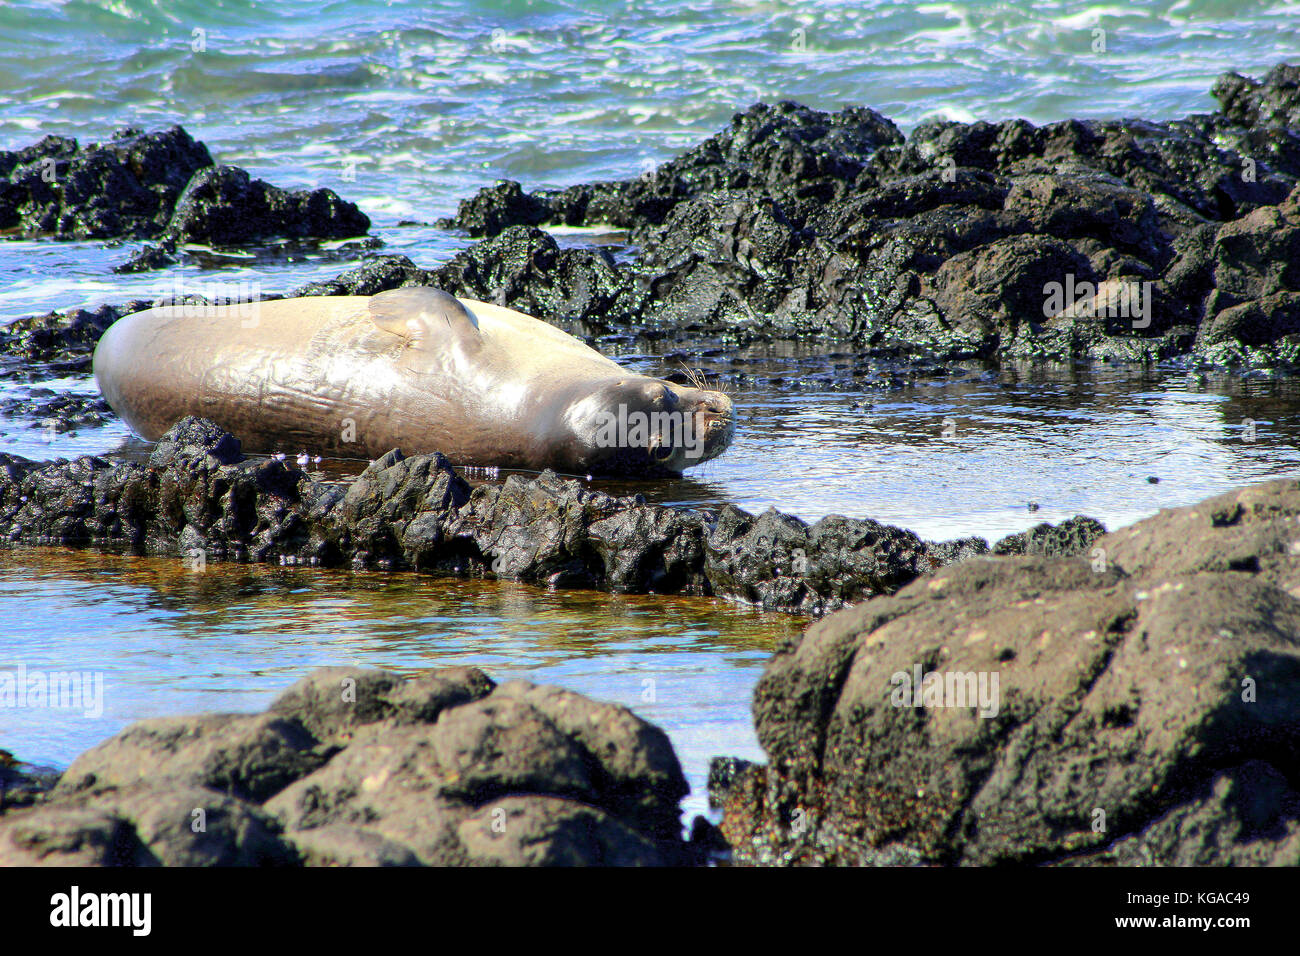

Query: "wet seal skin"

xmin=92 ymin=288 xmax=735 ymax=477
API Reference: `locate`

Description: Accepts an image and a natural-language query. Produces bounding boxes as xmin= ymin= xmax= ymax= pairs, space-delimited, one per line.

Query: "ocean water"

xmin=1 ymin=0 xmax=1299 ymax=826
xmin=1 ymin=0 xmax=1296 ymax=237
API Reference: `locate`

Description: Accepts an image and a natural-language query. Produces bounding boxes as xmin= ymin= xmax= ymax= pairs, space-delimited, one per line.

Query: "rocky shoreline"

xmin=0 ymin=667 xmax=696 ymax=865
xmin=4 ymin=415 xmax=1300 ymax=866
xmin=433 ymin=63 xmax=1300 ymax=367
xmin=4 ymin=61 xmax=1300 ymax=867
xmin=3 ymin=474 xmax=1299 ymax=866
xmin=1 ymin=416 xmax=1078 ymax=615
xmin=4 ymin=62 xmax=1300 ymax=402
xmin=716 ymin=478 xmax=1300 ymax=866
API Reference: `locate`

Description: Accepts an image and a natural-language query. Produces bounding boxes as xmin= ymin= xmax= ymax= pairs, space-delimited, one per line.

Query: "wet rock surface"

xmin=433 ymin=63 xmax=1300 ymax=365
xmin=440 ymin=101 xmax=905 ymax=239
xmin=991 ymin=515 xmax=1108 ymax=557
xmin=0 ymin=390 xmax=113 ymax=434
xmin=0 ymin=667 xmax=694 ymax=866
xmin=0 ymin=303 xmax=145 ymax=381
xmin=0 ymin=124 xmax=370 ymax=273
xmin=0 ymin=126 xmax=212 ymax=240
xmin=117 ymin=165 xmax=371 ymax=272
xmin=0 ymin=417 xmax=1031 ymax=614
xmin=1213 ymin=63 xmax=1300 ymax=134
xmin=0 ymin=750 xmax=59 ymax=813
xmin=295 ymin=227 xmax=645 ymax=337
xmin=717 ymin=478 xmax=1300 ymax=865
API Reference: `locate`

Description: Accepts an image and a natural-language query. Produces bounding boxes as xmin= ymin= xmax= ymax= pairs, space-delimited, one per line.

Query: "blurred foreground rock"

xmin=717 ymin=478 xmax=1300 ymax=865
xmin=0 ymin=667 xmax=692 ymax=866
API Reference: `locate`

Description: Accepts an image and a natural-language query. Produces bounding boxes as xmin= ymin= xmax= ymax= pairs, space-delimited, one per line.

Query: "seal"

xmin=92 ymin=288 xmax=735 ymax=476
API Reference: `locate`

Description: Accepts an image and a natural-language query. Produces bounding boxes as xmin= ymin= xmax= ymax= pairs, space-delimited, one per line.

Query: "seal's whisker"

xmin=675 ymin=360 xmax=734 ymax=397
xmin=676 ymin=361 xmax=716 ymax=393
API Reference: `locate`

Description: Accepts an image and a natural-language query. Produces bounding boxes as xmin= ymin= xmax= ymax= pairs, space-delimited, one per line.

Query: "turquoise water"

xmin=1 ymin=0 xmax=1295 ymax=242
xmin=2 ymin=0 xmax=1300 ymax=825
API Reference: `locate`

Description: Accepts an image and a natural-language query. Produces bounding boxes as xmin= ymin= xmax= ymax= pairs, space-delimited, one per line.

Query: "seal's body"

xmin=92 ymin=289 xmax=734 ymax=476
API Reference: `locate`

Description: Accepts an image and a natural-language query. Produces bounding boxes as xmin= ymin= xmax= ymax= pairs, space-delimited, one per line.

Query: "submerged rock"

xmin=718 ymin=478 xmax=1300 ymax=865
xmin=0 ymin=666 xmax=694 ymax=866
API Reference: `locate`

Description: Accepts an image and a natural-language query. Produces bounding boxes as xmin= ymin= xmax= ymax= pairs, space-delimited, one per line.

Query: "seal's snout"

xmin=697 ymin=389 xmax=733 ymax=424
xmin=665 ymin=384 xmax=735 ymax=470
xmin=695 ymin=389 xmax=736 ymax=456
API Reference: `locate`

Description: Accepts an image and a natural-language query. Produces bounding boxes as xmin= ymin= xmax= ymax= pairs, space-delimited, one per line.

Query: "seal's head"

xmin=564 ymin=375 xmax=735 ymax=476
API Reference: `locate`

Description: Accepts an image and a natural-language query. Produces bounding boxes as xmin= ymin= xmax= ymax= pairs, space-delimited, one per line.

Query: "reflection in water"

xmin=0 ymin=549 xmax=802 ymax=821
xmin=609 ymin=356 xmax=1300 ymax=542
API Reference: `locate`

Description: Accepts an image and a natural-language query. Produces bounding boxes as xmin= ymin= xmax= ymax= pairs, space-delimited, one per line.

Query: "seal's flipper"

xmin=368 ymin=287 xmax=481 ymax=352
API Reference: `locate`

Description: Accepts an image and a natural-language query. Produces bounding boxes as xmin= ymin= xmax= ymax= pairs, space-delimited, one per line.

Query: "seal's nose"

xmin=697 ymin=390 xmax=733 ymax=424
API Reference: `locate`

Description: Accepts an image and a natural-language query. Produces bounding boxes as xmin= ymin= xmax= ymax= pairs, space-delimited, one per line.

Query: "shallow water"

xmin=0 ymin=549 xmax=803 ymax=821
xmin=3 ymin=0 xmax=1300 ymax=825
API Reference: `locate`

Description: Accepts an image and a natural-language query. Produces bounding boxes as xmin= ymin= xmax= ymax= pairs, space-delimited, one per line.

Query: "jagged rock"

xmin=431 ymin=225 xmax=646 ymax=333
xmin=1063 ymin=761 xmax=1300 ymax=866
xmin=992 ymin=515 xmax=1107 ymax=557
xmin=1213 ymin=63 xmax=1300 ymax=131
xmin=0 ymin=417 xmax=1029 ymax=613
xmin=268 ymin=665 xmax=494 ymax=742
xmin=0 ymin=390 xmax=113 ymax=432
xmin=0 ymin=303 xmax=144 ymax=380
xmin=0 ymin=126 xmax=212 ymax=240
xmin=0 ymin=666 xmax=696 ymax=867
xmin=702 ymin=506 xmax=934 ymax=616
xmin=1091 ymin=477 xmax=1300 ymax=595
xmin=421 ymin=63 xmax=1300 ymax=364
xmin=294 ymin=254 xmax=435 ymax=296
xmin=719 ymin=478 xmax=1300 ymax=866
xmin=162 ymin=164 xmax=370 ymax=246
xmin=147 ymin=415 xmax=244 ymax=469
xmin=444 ymin=101 xmax=904 ymax=238
xmin=438 ymin=179 xmax=549 ymax=237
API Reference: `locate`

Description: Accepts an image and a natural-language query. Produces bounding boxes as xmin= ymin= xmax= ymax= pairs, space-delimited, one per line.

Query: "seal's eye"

xmin=651 ymin=443 xmax=674 ymax=463
xmin=646 ymin=383 xmax=676 ymax=408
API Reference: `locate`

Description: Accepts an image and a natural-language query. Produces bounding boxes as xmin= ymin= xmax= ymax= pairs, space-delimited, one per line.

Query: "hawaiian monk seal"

xmin=92 ymin=288 xmax=735 ymax=476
